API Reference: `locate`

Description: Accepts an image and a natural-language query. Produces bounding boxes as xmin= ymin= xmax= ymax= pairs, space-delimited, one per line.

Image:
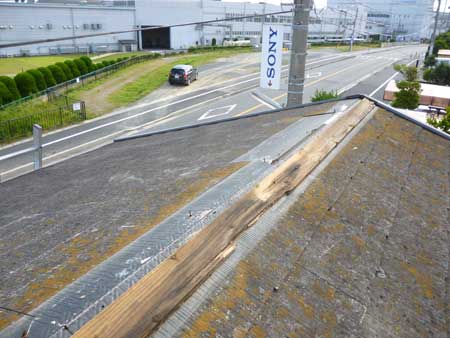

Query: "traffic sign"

xmin=260 ymin=24 xmax=284 ymax=90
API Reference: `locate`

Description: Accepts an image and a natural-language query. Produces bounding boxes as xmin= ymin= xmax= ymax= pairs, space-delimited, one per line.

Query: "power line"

xmin=0 ymin=10 xmax=293 ymax=49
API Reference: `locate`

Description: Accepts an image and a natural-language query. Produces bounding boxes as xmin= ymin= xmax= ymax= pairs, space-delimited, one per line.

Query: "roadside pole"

xmin=350 ymin=7 xmax=359 ymax=52
xmin=287 ymin=0 xmax=311 ymax=107
xmin=430 ymin=0 xmax=442 ymax=55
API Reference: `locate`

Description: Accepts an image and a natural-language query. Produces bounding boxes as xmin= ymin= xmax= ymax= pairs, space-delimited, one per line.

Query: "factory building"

xmin=328 ymin=0 xmax=434 ymax=40
xmin=0 ymin=0 xmax=368 ymax=56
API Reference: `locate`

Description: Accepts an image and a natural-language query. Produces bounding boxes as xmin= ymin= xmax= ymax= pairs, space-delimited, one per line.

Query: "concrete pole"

xmin=430 ymin=0 xmax=442 ymax=55
xmin=33 ymin=124 xmax=42 ymax=171
xmin=287 ymin=0 xmax=311 ymax=107
xmin=350 ymin=7 xmax=359 ymax=52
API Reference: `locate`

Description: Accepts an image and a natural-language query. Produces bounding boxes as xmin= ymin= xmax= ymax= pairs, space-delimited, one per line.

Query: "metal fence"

xmin=0 ymin=96 xmax=86 ymax=144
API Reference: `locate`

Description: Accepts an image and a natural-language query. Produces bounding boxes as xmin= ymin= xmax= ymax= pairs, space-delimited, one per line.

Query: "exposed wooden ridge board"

xmin=72 ymin=99 xmax=376 ymax=338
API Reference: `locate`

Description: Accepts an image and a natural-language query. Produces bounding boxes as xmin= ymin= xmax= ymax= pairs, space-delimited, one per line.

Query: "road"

xmin=0 ymin=44 xmax=426 ymax=181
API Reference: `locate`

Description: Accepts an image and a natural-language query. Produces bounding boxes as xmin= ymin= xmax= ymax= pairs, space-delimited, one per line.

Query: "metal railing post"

xmin=33 ymin=124 xmax=43 ymax=170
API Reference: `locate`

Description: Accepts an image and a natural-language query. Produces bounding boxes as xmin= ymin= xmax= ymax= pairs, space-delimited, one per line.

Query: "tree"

xmin=64 ymin=60 xmax=81 ymax=78
xmin=56 ymin=62 xmax=73 ymax=80
xmin=48 ymin=65 xmax=67 ymax=84
xmin=428 ymin=107 xmax=450 ymax=134
xmin=0 ymin=81 xmax=13 ymax=105
xmin=27 ymin=69 xmax=47 ymax=91
xmin=73 ymin=59 xmax=88 ymax=75
xmin=38 ymin=67 xmax=57 ymax=88
xmin=14 ymin=72 xmax=38 ymax=97
xmin=392 ymin=64 xmax=420 ymax=110
xmin=0 ymin=76 xmax=21 ymax=101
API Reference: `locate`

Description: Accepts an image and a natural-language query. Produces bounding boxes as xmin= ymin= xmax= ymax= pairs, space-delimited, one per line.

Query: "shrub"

xmin=0 ymin=81 xmax=13 ymax=105
xmin=428 ymin=107 xmax=450 ymax=134
xmin=38 ymin=67 xmax=56 ymax=88
xmin=74 ymin=58 xmax=88 ymax=75
xmin=392 ymin=81 xmax=420 ymax=110
xmin=14 ymin=72 xmax=38 ymax=97
xmin=27 ymin=69 xmax=47 ymax=91
xmin=422 ymin=62 xmax=450 ymax=86
xmin=311 ymin=89 xmax=339 ymax=102
xmin=64 ymin=60 xmax=81 ymax=78
xmin=0 ymin=76 xmax=21 ymax=100
xmin=424 ymin=55 xmax=436 ymax=68
xmin=48 ymin=65 xmax=67 ymax=84
xmin=56 ymin=62 xmax=73 ymax=80
xmin=80 ymin=56 xmax=95 ymax=72
xmin=101 ymin=61 xmax=110 ymax=68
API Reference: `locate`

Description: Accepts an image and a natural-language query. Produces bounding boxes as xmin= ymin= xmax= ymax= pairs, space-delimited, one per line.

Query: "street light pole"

xmin=430 ymin=0 xmax=442 ymax=55
xmin=350 ymin=6 xmax=359 ymax=52
xmin=287 ymin=0 xmax=311 ymax=107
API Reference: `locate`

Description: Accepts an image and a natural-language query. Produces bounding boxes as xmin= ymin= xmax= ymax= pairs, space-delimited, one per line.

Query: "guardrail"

xmin=0 ymin=124 xmax=42 ymax=179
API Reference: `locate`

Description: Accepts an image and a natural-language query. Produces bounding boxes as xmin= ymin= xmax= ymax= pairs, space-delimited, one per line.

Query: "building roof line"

xmin=115 ymin=94 xmax=450 ymax=143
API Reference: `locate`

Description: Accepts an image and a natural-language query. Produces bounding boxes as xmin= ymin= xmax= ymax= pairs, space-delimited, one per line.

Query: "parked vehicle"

xmin=168 ymin=65 xmax=198 ymax=86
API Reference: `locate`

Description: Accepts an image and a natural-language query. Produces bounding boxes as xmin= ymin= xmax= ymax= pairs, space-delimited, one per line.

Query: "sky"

xmin=223 ymin=0 xmax=328 ymax=8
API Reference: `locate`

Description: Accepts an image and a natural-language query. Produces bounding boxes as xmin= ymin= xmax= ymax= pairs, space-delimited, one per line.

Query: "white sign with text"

xmin=260 ymin=24 xmax=284 ymax=90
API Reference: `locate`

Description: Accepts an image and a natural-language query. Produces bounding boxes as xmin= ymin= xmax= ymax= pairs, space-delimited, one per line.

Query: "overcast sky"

xmin=223 ymin=0 xmax=327 ymax=8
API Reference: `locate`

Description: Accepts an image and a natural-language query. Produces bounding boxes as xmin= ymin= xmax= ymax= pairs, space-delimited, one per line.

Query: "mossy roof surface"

xmin=179 ymin=108 xmax=450 ymax=338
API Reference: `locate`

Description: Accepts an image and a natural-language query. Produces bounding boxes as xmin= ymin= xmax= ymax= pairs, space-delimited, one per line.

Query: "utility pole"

xmin=350 ymin=6 xmax=359 ymax=52
xmin=430 ymin=0 xmax=442 ymax=55
xmin=287 ymin=0 xmax=311 ymax=107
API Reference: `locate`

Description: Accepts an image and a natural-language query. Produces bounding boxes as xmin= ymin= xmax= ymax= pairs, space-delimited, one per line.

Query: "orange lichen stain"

xmin=297 ymin=296 xmax=315 ymax=319
xmin=249 ymin=325 xmax=267 ymax=338
xmin=367 ymin=224 xmax=377 ymax=236
xmin=319 ymin=223 xmax=345 ymax=234
xmin=351 ymin=235 xmax=366 ymax=250
xmin=182 ymin=308 xmax=221 ymax=337
xmin=1 ymin=162 xmax=246 ymax=331
xmin=233 ymin=327 xmax=249 ymax=338
xmin=416 ymin=252 xmax=435 ymax=267
xmin=401 ymin=262 xmax=434 ymax=299
xmin=322 ymin=311 xmax=338 ymax=338
xmin=312 ymin=280 xmax=335 ymax=301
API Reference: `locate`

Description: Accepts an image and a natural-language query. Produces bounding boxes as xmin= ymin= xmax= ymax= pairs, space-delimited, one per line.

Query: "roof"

xmin=0 ymin=100 xmax=337 ymax=337
xmin=158 ymin=103 xmax=450 ymax=338
xmin=2 ymin=96 xmax=449 ymax=338
xmin=172 ymin=64 xmax=193 ymax=70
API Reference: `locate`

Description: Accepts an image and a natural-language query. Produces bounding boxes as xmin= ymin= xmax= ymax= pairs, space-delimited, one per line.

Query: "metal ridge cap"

xmin=114 ymin=96 xmax=362 ymax=143
xmin=361 ymin=94 xmax=450 ymax=142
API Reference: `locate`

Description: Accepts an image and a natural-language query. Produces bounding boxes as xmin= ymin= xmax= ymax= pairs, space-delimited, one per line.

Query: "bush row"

xmin=0 ymin=55 xmax=133 ymax=106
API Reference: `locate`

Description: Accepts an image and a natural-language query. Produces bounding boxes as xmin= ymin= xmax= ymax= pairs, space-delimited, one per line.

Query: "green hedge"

xmin=48 ymin=65 xmax=67 ymax=84
xmin=0 ymin=81 xmax=13 ymax=105
xmin=38 ymin=67 xmax=57 ymax=88
xmin=64 ymin=60 xmax=81 ymax=78
xmin=14 ymin=72 xmax=38 ymax=97
xmin=27 ymin=69 xmax=47 ymax=91
xmin=0 ymin=76 xmax=21 ymax=101
xmin=56 ymin=62 xmax=73 ymax=80
xmin=74 ymin=58 xmax=88 ymax=75
xmin=80 ymin=56 xmax=95 ymax=72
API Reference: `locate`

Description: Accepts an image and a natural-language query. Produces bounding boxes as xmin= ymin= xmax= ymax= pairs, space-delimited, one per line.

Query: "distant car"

xmin=168 ymin=64 xmax=198 ymax=86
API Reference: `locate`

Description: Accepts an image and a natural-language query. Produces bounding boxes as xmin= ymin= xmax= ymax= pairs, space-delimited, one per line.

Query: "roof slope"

xmin=0 ymin=102 xmax=334 ymax=335
xmin=173 ymin=108 xmax=450 ymax=338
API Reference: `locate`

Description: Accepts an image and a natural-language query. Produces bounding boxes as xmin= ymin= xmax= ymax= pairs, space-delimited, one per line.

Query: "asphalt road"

xmin=0 ymin=45 xmax=426 ymax=181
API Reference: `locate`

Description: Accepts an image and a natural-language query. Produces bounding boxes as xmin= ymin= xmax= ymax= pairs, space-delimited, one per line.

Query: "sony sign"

xmin=260 ymin=24 xmax=284 ymax=90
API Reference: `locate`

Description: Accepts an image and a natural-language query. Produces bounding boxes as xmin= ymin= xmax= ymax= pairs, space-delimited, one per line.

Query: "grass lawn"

xmin=0 ymin=55 xmax=84 ymax=76
xmin=109 ymin=48 xmax=253 ymax=107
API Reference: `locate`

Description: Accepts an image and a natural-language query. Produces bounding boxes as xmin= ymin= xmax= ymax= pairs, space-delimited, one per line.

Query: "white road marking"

xmin=0 ymin=48 xmax=424 ymax=179
xmin=369 ymin=58 xmax=417 ymax=97
xmin=198 ymin=104 xmax=237 ymax=121
xmin=306 ymin=71 xmax=322 ymax=79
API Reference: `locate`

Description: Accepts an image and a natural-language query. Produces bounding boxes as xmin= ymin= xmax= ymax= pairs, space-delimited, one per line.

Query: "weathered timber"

xmin=72 ymin=99 xmax=375 ymax=338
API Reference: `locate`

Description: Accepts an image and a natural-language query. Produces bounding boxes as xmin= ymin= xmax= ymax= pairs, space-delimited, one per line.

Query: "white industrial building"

xmin=328 ymin=0 xmax=434 ymax=41
xmin=0 ymin=0 xmax=369 ymax=56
